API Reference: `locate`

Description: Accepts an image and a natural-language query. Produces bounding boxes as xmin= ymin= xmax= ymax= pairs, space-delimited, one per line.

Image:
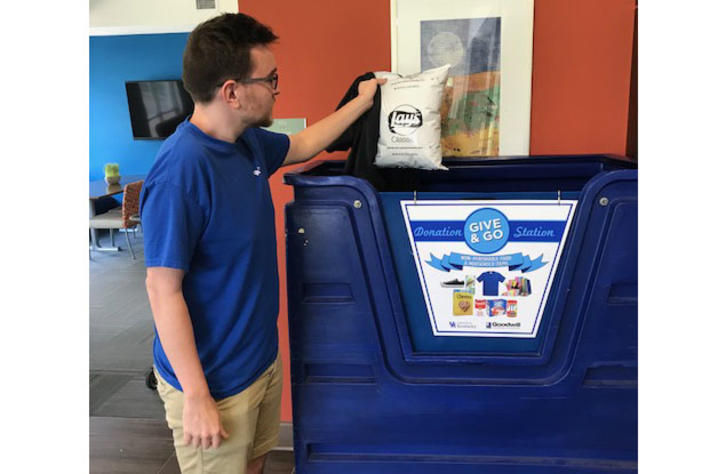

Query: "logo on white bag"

xmin=388 ymin=105 xmax=423 ymax=136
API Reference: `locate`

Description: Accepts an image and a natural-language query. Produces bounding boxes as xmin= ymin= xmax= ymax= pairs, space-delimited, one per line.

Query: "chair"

xmin=89 ymin=180 xmax=143 ymax=259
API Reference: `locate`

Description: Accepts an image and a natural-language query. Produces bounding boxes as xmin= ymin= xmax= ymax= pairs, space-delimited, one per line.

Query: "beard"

xmin=253 ymin=94 xmax=275 ymax=128
xmin=255 ymin=113 xmax=273 ymax=128
xmin=246 ymin=92 xmax=276 ymax=128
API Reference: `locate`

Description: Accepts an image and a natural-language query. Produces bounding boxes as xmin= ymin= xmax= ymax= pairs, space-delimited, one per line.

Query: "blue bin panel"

xmin=285 ymin=155 xmax=637 ymax=473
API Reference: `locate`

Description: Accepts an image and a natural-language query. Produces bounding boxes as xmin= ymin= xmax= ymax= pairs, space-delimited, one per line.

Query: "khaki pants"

xmin=155 ymin=355 xmax=283 ymax=474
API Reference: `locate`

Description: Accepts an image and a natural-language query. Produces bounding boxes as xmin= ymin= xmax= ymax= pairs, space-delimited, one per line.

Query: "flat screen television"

xmin=125 ymin=80 xmax=194 ymax=139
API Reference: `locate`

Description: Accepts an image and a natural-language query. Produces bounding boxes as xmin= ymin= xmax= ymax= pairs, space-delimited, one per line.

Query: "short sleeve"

xmin=497 ymin=273 xmax=505 ymax=282
xmin=253 ymin=127 xmax=290 ymax=176
xmin=139 ymin=180 xmax=206 ymax=271
xmin=477 ymin=272 xmax=486 ymax=282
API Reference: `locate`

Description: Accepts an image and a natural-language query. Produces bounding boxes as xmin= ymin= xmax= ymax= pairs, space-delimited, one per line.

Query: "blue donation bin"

xmin=284 ymin=155 xmax=637 ymax=473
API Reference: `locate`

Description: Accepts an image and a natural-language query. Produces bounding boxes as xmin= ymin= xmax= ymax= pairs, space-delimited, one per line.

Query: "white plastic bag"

xmin=375 ymin=64 xmax=450 ymax=170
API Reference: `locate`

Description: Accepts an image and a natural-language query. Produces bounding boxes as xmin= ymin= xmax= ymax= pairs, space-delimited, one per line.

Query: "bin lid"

xmin=285 ymin=154 xmax=636 ymax=193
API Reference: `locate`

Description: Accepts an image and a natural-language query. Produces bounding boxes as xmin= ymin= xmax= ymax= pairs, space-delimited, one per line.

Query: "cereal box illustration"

xmin=453 ymin=290 xmax=474 ymax=316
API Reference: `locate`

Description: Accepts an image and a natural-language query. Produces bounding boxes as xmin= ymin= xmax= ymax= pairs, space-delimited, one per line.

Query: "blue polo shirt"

xmin=140 ymin=119 xmax=289 ymax=399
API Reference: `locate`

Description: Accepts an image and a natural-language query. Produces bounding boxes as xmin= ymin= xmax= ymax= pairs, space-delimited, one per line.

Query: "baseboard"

xmin=276 ymin=422 xmax=293 ymax=451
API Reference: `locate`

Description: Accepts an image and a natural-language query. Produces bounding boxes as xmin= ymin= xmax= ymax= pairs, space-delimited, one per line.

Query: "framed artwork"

xmin=391 ymin=0 xmax=534 ymax=157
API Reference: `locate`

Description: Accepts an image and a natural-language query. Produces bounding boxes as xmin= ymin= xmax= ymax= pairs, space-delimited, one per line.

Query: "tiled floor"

xmin=89 ymin=229 xmax=294 ymax=473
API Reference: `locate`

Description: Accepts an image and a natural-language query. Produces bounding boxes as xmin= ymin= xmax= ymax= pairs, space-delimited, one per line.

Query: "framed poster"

xmin=391 ymin=0 xmax=534 ymax=157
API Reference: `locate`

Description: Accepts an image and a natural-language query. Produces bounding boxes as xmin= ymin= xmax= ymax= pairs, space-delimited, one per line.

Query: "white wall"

xmin=90 ymin=0 xmax=239 ymax=36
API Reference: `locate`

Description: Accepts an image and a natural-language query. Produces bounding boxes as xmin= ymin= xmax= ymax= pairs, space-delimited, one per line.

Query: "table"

xmin=90 ymin=174 xmax=146 ymax=252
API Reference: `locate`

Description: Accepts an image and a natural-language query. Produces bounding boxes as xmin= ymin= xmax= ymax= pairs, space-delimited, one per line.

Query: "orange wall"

xmin=240 ymin=0 xmax=636 ymax=421
xmin=241 ymin=0 xmax=392 ymax=422
xmin=531 ymin=0 xmax=636 ymax=154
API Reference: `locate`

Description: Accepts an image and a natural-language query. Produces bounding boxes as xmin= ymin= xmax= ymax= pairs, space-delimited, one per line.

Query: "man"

xmin=140 ymin=13 xmax=384 ymax=474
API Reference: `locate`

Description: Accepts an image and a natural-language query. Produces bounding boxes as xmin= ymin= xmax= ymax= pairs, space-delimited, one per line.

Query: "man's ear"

xmin=217 ymin=80 xmax=243 ymax=110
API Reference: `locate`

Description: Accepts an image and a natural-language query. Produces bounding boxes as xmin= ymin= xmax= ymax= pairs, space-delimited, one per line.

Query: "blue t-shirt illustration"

xmin=478 ymin=271 xmax=505 ymax=296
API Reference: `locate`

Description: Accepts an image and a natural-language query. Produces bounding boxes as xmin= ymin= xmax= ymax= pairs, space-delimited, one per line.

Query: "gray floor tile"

xmin=90 ymin=417 xmax=174 ymax=474
xmin=91 ymin=374 xmax=166 ymax=419
xmin=90 ymin=372 xmax=134 ymax=415
xmin=156 ymin=454 xmax=182 ymax=474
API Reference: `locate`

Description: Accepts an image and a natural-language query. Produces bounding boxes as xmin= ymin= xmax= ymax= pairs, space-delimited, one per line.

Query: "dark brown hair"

xmin=182 ymin=13 xmax=278 ymax=103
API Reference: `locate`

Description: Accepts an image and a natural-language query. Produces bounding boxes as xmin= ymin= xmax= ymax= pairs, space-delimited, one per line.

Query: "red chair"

xmin=89 ymin=180 xmax=143 ymax=259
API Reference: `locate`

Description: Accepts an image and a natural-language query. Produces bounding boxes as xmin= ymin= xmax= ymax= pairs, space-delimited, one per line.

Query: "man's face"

xmin=241 ymin=46 xmax=279 ymax=128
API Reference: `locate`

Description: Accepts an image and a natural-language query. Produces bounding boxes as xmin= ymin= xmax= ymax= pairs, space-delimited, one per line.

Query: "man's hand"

xmin=182 ymin=392 xmax=229 ymax=449
xmin=283 ymin=76 xmax=387 ymax=167
xmin=357 ymin=77 xmax=387 ymax=105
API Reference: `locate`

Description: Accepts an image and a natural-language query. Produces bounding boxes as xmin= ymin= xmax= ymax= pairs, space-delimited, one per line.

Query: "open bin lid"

xmin=285 ymin=154 xmax=636 ymax=193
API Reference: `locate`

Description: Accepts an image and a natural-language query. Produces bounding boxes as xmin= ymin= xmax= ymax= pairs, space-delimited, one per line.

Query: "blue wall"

xmin=89 ymin=33 xmax=189 ymax=181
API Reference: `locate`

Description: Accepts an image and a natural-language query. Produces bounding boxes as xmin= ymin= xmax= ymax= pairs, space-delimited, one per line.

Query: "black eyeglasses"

xmin=217 ymin=72 xmax=278 ymax=91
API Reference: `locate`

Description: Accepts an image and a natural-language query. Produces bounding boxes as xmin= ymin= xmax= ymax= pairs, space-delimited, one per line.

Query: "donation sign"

xmin=401 ymin=200 xmax=577 ymax=338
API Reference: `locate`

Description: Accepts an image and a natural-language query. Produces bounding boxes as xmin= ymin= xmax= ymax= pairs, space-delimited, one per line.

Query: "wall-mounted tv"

xmin=125 ymin=80 xmax=194 ymax=139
